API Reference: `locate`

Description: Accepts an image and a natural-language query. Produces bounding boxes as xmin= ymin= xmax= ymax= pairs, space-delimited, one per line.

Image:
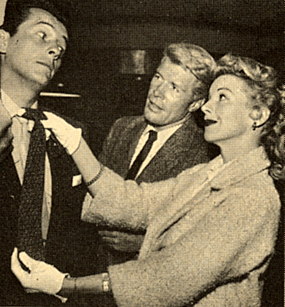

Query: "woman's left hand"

xmin=42 ymin=111 xmax=82 ymax=155
xmin=11 ymin=248 xmax=68 ymax=296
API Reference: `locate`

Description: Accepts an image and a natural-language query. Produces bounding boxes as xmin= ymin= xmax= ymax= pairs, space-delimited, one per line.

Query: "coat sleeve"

xmin=81 ymin=164 xmax=204 ymax=231
xmin=81 ymin=168 xmax=178 ymax=231
xmin=107 ymin=188 xmax=279 ymax=307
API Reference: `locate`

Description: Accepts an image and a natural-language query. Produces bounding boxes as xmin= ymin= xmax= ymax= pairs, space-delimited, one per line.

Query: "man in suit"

xmin=0 ymin=101 xmax=13 ymax=162
xmin=98 ymin=43 xmax=219 ymax=265
xmin=0 ymin=0 xmax=105 ymax=305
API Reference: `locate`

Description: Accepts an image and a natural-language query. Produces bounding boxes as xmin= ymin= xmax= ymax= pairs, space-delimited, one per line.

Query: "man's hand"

xmin=11 ymin=248 xmax=68 ymax=299
xmin=0 ymin=102 xmax=13 ymax=163
xmin=99 ymin=230 xmax=144 ymax=253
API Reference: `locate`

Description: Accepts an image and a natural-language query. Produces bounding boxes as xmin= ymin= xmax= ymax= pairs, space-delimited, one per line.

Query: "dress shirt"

xmin=2 ymin=91 xmax=51 ymax=241
xmin=130 ymin=115 xmax=190 ymax=179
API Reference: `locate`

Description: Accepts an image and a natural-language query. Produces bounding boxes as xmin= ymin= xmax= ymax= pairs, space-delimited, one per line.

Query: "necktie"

xmin=125 ymin=130 xmax=157 ymax=180
xmin=17 ymin=108 xmax=47 ymax=261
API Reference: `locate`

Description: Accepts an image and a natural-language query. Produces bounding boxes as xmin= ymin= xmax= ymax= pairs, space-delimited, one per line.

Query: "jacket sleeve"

xmin=107 ymin=188 xmax=279 ymax=307
xmin=81 ymin=164 xmax=204 ymax=231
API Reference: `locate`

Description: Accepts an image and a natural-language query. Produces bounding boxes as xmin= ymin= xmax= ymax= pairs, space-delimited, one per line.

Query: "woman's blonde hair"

xmin=215 ymin=54 xmax=285 ymax=180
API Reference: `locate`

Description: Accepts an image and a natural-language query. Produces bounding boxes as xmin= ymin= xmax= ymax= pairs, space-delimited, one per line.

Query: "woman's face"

xmin=201 ymin=74 xmax=254 ymax=146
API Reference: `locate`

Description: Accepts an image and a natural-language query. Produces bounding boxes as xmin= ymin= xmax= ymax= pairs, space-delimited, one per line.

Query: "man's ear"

xmin=0 ymin=29 xmax=10 ymax=53
xmin=188 ymin=99 xmax=205 ymax=112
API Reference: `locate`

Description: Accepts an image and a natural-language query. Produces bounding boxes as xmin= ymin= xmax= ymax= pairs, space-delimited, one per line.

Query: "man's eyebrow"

xmin=36 ymin=21 xmax=68 ymax=43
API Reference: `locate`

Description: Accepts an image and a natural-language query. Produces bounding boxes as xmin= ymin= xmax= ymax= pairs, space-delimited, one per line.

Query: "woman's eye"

xmin=219 ymin=94 xmax=226 ymax=100
xmin=38 ymin=31 xmax=46 ymax=39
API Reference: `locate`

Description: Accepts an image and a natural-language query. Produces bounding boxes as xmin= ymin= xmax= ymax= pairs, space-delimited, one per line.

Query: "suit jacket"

xmin=0 ymin=106 xmax=106 ymax=306
xmin=82 ymin=147 xmax=281 ymax=307
xmin=99 ymin=115 xmax=219 ymax=184
xmin=98 ymin=115 xmax=218 ymax=264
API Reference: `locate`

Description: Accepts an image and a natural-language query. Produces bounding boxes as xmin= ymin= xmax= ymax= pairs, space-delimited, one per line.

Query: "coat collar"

xmin=139 ymin=147 xmax=271 ymax=259
xmin=209 ymin=147 xmax=270 ymax=191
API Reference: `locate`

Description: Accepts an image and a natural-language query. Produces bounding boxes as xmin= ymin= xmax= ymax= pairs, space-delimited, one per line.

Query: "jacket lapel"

xmin=115 ymin=118 xmax=147 ymax=177
xmin=139 ymin=147 xmax=270 ymax=258
xmin=136 ymin=116 xmax=200 ymax=181
xmin=0 ymin=153 xmax=21 ymax=193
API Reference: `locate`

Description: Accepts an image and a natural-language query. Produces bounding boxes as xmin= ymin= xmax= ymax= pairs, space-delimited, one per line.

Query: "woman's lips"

xmin=204 ymin=119 xmax=218 ymax=126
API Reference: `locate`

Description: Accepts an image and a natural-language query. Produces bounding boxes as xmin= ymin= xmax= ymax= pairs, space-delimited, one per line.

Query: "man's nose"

xmin=47 ymin=41 xmax=63 ymax=60
xmin=153 ymin=81 xmax=166 ymax=98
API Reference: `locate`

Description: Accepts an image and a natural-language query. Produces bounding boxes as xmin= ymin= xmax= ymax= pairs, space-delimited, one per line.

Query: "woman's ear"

xmin=250 ymin=105 xmax=270 ymax=128
xmin=0 ymin=29 xmax=10 ymax=53
xmin=188 ymin=99 xmax=205 ymax=112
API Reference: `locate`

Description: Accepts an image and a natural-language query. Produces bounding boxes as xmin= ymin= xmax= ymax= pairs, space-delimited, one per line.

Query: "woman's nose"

xmin=201 ymin=99 xmax=212 ymax=114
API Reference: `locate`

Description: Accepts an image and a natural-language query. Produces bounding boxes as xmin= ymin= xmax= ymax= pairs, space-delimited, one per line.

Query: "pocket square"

xmin=72 ymin=174 xmax=82 ymax=187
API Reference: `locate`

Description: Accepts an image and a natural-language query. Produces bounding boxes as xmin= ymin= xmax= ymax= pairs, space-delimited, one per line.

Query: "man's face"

xmin=144 ymin=57 xmax=198 ymax=126
xmin=2 ymin=8 xmax=68 ymax=88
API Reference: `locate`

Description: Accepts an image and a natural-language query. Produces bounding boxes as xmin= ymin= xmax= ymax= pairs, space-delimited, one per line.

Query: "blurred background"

xmin=0 ymin=0 xmax=279 ymax=155
xmin=0 ymin=1 xmax=284 ymax=306
xmin=0 ymin=0 xmax=284 ymax=152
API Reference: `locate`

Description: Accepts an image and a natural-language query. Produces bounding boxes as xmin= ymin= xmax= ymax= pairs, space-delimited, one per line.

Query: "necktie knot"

xmin=22 ymin=108 xmax=47 ymax=121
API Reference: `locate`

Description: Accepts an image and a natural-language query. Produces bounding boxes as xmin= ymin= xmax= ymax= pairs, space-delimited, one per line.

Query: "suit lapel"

xmin=139 ymin=164 xmax=210 ymax=258
xmin=136 ymin=116 xmax=199 ymax=181
xmin=139 ymin=147 xmax=270 ymax=258
xmin=115 ymin=118 xmax=147 ymax=177
xmin=0 ymin=153 xmax=21 ymax=193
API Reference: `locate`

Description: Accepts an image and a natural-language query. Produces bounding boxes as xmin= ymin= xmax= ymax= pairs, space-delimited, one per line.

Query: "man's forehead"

xmin=158 ymin=58 xmax=197 ymax=87
xmin=23 ymin=8 xmax=68 ymax=38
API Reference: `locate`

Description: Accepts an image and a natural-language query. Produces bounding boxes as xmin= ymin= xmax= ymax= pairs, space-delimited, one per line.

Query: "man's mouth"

xmin=37 ymin=61 xmax=53 ymax=71
xmin=204 ymin=119 xmax=218 ymax=126
xmin=148 ymin=100 xmax=163 ymax=111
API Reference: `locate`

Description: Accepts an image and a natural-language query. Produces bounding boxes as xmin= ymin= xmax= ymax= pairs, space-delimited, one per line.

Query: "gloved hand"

xmin=11 ymin=248 xmax=68 ymax=301
xmin=42 ymin=111 xmax=82 ymax=155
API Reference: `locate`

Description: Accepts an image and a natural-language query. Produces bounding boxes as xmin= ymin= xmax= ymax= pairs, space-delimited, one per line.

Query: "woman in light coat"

xmin=12 ymin=54 xmax=285 ymax=307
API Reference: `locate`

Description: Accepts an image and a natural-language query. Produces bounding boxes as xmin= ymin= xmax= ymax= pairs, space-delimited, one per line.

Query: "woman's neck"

xmin=219 ymin=140 xmax=260 ymax=164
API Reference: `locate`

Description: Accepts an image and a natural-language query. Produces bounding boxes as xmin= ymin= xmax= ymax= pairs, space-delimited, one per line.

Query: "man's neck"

xmin=147 ymin=112 xmax=191 ymax=132
xmin=1 ymin=70 xmax=42 ymax=108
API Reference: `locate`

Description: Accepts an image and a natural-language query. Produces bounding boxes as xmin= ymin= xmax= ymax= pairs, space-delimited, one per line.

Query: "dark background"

xmin=39 ymin=1 xmax=284 ymax=306
xmin=42 ymin=0 xmax=284 ymax=154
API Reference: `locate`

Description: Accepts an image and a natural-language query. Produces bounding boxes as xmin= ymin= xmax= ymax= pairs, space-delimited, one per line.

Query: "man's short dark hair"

xmin=1 ymin=0 xmax=70 ymax=36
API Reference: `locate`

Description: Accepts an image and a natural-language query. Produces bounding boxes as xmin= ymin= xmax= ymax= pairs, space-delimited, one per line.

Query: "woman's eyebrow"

xmin=217 ymin=87 xmax=232 ymax=93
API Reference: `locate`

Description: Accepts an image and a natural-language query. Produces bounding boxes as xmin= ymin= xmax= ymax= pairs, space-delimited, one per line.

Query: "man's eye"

xmin=172 ymin=84 xmax=179 ymax=93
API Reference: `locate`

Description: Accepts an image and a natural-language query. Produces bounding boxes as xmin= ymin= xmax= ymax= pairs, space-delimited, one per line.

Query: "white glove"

xmin=42 ymin=111 xmax=82 ymax=155
xmin=11 ymin=248 xmax=68 ymax=302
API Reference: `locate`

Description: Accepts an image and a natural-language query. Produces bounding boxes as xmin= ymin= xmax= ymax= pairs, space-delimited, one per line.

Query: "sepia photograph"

xmin=0 ymin=0 xmax=284 ymax=306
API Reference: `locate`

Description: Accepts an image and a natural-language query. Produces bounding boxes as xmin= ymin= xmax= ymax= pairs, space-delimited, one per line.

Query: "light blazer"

xmin=82 ymin=147 xmax=281 ymax=307
xmin=0 ymin=107 xmax=105 ymax=306
xmin=98 ymin=115 xmax=219 ymax=265
xmin=99 ymin=115 xmax=219 ymax=184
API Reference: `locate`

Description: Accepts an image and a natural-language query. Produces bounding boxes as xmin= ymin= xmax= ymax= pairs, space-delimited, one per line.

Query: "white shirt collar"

xmin=143 ymin=113 xmax=191 ymax=136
